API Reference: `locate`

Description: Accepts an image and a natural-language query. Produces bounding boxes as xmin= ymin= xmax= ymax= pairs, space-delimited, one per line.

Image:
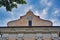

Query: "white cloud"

xmin=8 ymin=12 xmax=14 ymax=16
xmin=3 ymin=18 xmax=18 ymax=26
xmin=0 ymin=0 xmax=59 ymax=26
xmin=39 ymin=0 xmax=52 ymax=19
xmin=42 ymin=8 xmax=48 ymax=15
xmin=50 ymin=19 xmax=60 ymax=26
xmin=40 ymin=0 xmax=48 ymax=5
xmin=29 ymin=5 xmax=33 ymax=10
xmin=32 ymin=9 xmax=47 ymax=19
xmin=49 ymin=8 xmax=60 ymax=26
xmin=24 ymin=5 xmax=33 ymax=12
xmin=39 ymin=0 xmax=53 ymax=18
xmin=3 ymin=5 xmax=33 ymax=26
xmin=1 ymin=18 xmax=14 ymax=26
xmin=34 ymin=11 xmax=40 ymax=16
xmin=40 ymin=0 xmax=52 ymax=7
xmin=54 ymin=9 xmax=59 ymax=14
xmin=8 ymin=12 xmax=16 ymax=19
xmin=53 ymin=8 xmax=60 ymax=13
xmin=16 ymin=5 xmax=33 ymax=16
xmin=33 ymin=9 xmax=60 ymax=26
xmin=51 ymin=8 xmax=60 ymax=17
xmin=47 ymin=2 xmax=52 ymax=7
xmin=39 ymin=7 xmax=49 ymax=19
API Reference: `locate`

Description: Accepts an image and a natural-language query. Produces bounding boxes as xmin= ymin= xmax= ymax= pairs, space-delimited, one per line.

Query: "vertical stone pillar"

xmin=37 ymin=37 xmax=42 ymax=40
xmin=2 ymin=34 xmax=8 ymax=40
xmin=17 ymin=34 xmax=24 ymax=40
xmin=42 ymin=34 xmax=52 ymax=40
xmin=36 ymin=33 xmax=43 ymax=40
xmin=51 ymin=33 xmax=59 ymax=40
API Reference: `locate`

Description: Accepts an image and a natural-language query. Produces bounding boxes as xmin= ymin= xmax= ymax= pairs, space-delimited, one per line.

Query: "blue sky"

xmin=0 ymin=0 xmax=60 ymax=26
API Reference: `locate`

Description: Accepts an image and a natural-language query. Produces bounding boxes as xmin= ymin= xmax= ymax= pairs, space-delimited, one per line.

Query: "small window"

xmin=28 ymin=20 xmax=32 ymax=26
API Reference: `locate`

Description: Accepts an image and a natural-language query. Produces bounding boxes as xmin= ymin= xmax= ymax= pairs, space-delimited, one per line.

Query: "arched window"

xmin=28 ymin=20 xmax=32 ymax=26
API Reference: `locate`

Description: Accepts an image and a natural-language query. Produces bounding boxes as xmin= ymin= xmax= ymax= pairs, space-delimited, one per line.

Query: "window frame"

xmin=28 ymin=20 xmax=32 ymax=26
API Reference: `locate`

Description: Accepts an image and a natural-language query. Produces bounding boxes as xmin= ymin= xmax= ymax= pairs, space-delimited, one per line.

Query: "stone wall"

xmin=0 ymin=33 xmax=60 ymax=40
xmin=7 ymin=10 xmax=53 ymax=26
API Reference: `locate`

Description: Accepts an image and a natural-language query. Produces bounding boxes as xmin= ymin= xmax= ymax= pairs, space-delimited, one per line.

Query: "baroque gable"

xmin=7 ymin=10 xmax=53 ymax=26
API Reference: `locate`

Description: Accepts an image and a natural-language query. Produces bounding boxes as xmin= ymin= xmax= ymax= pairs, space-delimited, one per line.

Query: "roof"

xmin=7 ymin=10 xmax=53 ymax=26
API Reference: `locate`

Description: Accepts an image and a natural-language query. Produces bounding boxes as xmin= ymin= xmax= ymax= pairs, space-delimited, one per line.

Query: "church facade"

xmin=0 ymin=10 xmax=60 ymax=40
xmin=7 ymin=10 xmax=52 ymax=26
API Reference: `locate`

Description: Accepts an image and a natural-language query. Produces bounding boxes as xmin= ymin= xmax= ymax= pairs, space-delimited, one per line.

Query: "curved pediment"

xmin=7 ymin=10 xmax=53 ymax=27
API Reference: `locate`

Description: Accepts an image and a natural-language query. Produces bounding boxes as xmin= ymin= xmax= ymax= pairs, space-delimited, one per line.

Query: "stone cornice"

xmin=0 ymin=27 xmax=60 ymax=34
